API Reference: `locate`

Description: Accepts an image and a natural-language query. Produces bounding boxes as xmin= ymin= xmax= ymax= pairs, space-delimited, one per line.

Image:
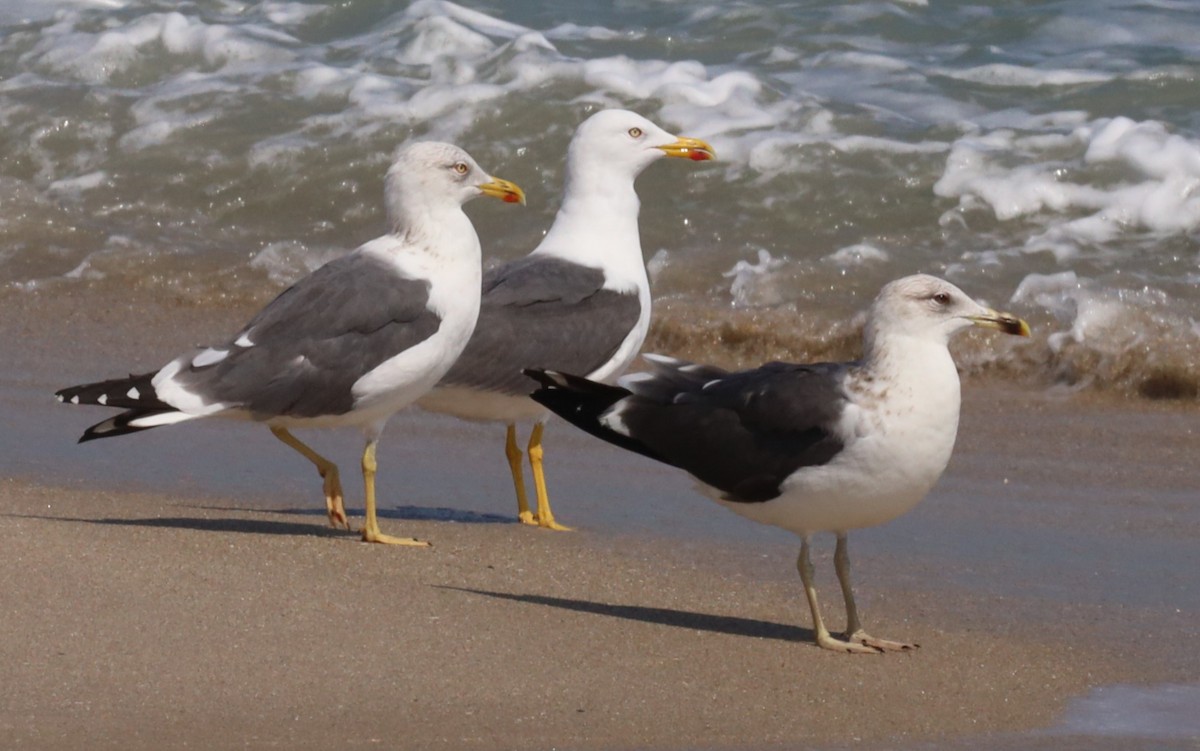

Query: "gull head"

xmin=568 ymin=109 xmax=716 ymax=180
xmin=385 ymin=141 xmax=524 ymax=226
xmin=866 ymin=274 xmax=1031 ymax=347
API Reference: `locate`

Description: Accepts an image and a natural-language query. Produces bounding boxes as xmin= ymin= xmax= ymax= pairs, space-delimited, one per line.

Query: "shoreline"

xmin=7 ymin=279 xmax=1200 ymax=405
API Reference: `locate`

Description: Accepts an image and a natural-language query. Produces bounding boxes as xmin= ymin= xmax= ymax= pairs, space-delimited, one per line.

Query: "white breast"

xmin=716 ymin=341 xmax=963 ymax=536
xmin=349 ymin=230 xmax=483 ymax=424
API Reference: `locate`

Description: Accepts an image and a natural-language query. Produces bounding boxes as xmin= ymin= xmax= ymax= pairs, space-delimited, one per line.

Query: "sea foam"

xmin=936 ymin=115 xmax=1200 ymax=263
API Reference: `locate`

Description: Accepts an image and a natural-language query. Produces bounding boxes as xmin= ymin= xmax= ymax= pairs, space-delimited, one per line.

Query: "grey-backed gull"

xmin=417 ymin=109 xmax=714 ymax=531
xmin=526 ymin=275 xmax=1030 ymax=652
xmin=57 ymin=141 xmax=525 ymax=546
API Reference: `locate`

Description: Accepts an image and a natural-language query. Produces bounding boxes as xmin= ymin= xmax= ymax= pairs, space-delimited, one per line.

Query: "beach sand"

xmin=0 ymin=476 xmax=1162 ymax=751
xmin=2 ymin=287 xmax=1198 ymax=750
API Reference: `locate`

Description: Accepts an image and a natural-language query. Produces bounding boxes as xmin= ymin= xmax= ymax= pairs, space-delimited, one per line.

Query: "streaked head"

xmin=866 ymin=274 xmax=1030 ymax=347
xmin=385 ymin=141 xmax=524 ymax=226
xmin=567 ymin=109 xmax=715 ymax=180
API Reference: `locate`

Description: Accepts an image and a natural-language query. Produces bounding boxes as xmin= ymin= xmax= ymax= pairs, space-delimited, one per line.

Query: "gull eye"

xmin=453 ymin=162 xmax=469 ymax=175
xmin=932 ymin=292 xmax=951 ymax=306
xmin=628 ymin=127 xmax=643 ymax=138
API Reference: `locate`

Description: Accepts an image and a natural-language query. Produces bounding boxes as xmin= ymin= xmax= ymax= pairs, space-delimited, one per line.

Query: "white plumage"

xmin=419 ymin=109 xmax=715 ymax=530
xmin=58 ymin=141 xmax=525 ymax=545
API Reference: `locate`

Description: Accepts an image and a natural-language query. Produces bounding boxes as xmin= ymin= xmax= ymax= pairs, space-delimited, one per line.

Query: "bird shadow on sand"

xmin=7 ymin=502 xmax=516 ymax=540
xmin=6 ymin=511 xmax=345 ymax=539
xmin=437 ymin=585 xmax=813 ymax=644
xmin=198 ymin=504 xmax=518 ymax=525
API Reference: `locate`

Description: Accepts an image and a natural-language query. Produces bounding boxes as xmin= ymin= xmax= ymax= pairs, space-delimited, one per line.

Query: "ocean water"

xmin=2 ymin=0 xmax=1199 ymax=396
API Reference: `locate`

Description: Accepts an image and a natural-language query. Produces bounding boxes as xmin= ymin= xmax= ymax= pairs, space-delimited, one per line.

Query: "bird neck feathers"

xmin=531 ymin=175 xmax=646 ymax=293
xmin=386 ymin=203 xmax=477 ymax=261
xmin=860 ymin=331 xmax=962 ymax=407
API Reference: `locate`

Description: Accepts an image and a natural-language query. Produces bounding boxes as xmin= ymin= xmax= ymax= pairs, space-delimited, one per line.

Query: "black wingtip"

xmin=55 ymin=372 xmax=166 ymax=410
xmin=77 ymin=418 xmax=118 ymax=443
xmin=523 ymin=368 xmax=558 ymax=389
xmin=73 ymin=409 xmax=176 ymax=443
xmin=525 ymin=368 xmax=630 ymax=399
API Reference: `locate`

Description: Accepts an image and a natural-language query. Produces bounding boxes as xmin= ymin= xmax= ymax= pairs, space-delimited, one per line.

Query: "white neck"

xmin=529 ymin=165 xmax=648 ymax=296
xmin=365 ymin=204 xmax=482 ymax=312
xmin=860 ymin=332 xmax=963 ymax=451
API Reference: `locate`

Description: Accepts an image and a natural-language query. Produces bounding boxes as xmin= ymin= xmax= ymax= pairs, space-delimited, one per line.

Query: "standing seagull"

xmin=418 ymin=109 xmax=714 ymax=530
xmin=526 ymin=275 xmax=1030 ymax=652
xmin=57 ymin=142 xmax=525 ymax=545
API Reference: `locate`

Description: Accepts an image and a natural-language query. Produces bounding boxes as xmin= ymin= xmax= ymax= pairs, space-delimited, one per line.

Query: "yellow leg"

xmin=834 ymin=533 xmax=917 ymax=652
xmin=527 ymin=423 xmax=572 ymax=532
xmin=797 ymin=537 xmax=879 ymax=654
xmin=359 ymin=439 xmax=430 ymax=547
xmin=270 ymin=426 xmax=348 ymax=530
xmin=507 ymin=424 xmax=535 ymax=526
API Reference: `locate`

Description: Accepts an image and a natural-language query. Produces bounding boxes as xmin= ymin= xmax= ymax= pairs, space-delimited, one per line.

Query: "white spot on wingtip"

xmin=97 ymin=394 xmax=107 ymax=405
xmin=600 ymin=402 xmax=632 ymax=437
xmin=643 ymin=353 xmax=675 ymax=365
xmin=70 ymin=395 xmax=80 ymax=404
xmin=617 ymin=372 xmax=654 ymax=388
xmin=192 ymin=348 xmax=228 ymax=368
xmin=234 ymin=331 xmax=254 ymax=348
xmin=537 ymin=370 xmax=568 ymax=388
xmin=126 ymin=387 xmax=140 ymax=400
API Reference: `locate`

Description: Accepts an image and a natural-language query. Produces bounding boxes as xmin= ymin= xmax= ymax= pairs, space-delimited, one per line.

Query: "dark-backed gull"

xmin=526 ymin=275 xmax=1030 ymax=652
xmin=57 ymin=141 xmax=525 ymax=546
xmin=418 ymin=109 xmax=714 ymax=531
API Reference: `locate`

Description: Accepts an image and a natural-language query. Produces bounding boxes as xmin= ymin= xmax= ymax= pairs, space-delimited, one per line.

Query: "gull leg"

xmin=835 ymin=533 xmax=917 ymax=652
xmin=359 ymin=439 xmax=429 ymax=547
xmin=270 ymin=426 xmax=348 ymax=530
xmin=797 ymin=537 xmax=879 ymax=654
xmin=507 ymin=424 xmax=536 ymax=526
xmin=527 ymin=422 xmax=572 ymax=531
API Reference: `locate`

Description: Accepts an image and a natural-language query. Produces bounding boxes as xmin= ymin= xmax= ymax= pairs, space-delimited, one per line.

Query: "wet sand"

xmin=2 ymin=286 xmax=1198 ymax=749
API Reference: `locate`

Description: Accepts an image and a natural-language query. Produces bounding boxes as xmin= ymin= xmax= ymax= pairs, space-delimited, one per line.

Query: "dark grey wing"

xmin=532 ymin=360 xmax=850 ymax=503
xmin=175 ymin=252 xmax=440 ymax=418
xmin=685 ymin=361 xmax=850 ymax=437
xmin=623 ymin=354 xmax=731 ymax=402
xmin=439 ymin=255 xmax=642 ymax=396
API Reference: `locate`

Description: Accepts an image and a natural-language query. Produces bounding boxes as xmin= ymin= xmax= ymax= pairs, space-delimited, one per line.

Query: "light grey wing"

xmin=439 ymin=255 xmax=642 ymax=397
xmin=175 ymin=252 xmax=441 ymax=418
